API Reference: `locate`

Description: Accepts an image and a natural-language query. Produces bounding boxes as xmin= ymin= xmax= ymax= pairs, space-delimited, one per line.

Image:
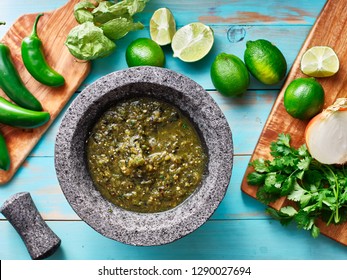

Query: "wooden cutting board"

xmin=0 ymin=0 xmax=90 ymax=184
xmin=241 ymin=0 xmax=347 ymax=245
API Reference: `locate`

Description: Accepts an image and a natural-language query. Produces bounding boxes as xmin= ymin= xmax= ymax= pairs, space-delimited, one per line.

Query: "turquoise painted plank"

xmin=213 ymin=155 xmax=268 ymax=220
xmin=0 ymin=155 xmax=267 ymax=221
xmin=210 ymin=90 xmax=277 ymax=155
xmin=0 ymin=0 xmax=326 ymax=40
xmin=0 ymin=219 xmax=345 ymax=260
xmin=142 ymin=0 xmax=327 ymax=26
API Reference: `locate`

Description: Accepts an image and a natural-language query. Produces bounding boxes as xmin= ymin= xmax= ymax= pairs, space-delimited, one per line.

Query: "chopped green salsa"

xmin=86 ymin=97 xmax=207 ymax=213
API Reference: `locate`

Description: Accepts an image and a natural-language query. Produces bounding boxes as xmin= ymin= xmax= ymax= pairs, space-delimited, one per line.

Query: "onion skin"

xmin=305 ymin=98 xmax=347 ymax=165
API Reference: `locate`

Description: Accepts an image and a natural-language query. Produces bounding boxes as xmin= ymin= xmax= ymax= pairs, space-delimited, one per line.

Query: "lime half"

xmin=150 ymin=8 xmax=176 ymax=46
xmin=300 ymin=46 xmax=339 ymax=77
xmin=171 ymin=22 xmax=214 ymax=62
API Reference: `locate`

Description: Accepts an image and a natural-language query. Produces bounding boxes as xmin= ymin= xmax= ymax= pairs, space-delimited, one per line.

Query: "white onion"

xmin=305 ymin=98 xmax=347 ymax=165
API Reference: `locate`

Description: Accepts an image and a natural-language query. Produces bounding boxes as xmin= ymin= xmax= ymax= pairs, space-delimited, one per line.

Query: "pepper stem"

xmin=31 ymin=13 xmax=44 ymax=37
xmin=0 ymin=22 xmax=5 ymax=25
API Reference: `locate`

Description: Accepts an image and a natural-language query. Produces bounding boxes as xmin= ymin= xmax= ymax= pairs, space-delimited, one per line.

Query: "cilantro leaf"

xmin=263 ymin=172 xmax=285 ymax=194
xmin=340 ymin=190 xmax=347 ymax=204
xmin=311 ymin=225 xmax=320 ymax=238
xmin=296 ymin=170 xmax=305 ymax=180
xmin=277 ymin=133 xmax=291 ymax=147
xmin=247 ymin=172 xmax=266 ymax=186
xmin=249 ymin=158 xmax=269 ymax=173
xmin=270 ymin=141 xmax=292 ymax=157
xmin=295 ymin=209 xmax=315 ymax=230
xmin=287 ymin=181 xmax=306 ymax=202
xmin=266 ymin=207 xmax=296 ymax=226
xmin=298 ymin=144 xmax=309 ymax=157
xmin=304 ymin=170 xmax=323 ymax=186
xmin=280 ymin=176 xmax=295 ymax=196
xmin=256 ymin=187 xmax=278 ymax=204
xmin=299 ymin=193 xmax=312 ymax=207
xmin=297 ymin=156 xmax=311 ymax=171
xmin=280 ymin=206 xmax=298 ymax=216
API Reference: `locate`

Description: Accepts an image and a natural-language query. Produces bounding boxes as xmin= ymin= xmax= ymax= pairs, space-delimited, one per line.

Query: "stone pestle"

xmin=0 ymin=192 xmax=61 ymax=260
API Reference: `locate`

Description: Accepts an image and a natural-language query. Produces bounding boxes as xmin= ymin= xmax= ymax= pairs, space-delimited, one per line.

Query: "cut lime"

xmin=150 ymin=8 xmax=176 ymax=46
xmin=171 ymin=22 xmax=214 ymax=62
xmin=300 ymin=46 xmax=339 ymax=77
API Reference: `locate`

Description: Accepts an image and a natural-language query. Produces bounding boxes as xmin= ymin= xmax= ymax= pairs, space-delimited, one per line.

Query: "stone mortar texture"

xmin=0 ymin=192 xmax=61 ymax=259
xmin=55 ymin=66 xmax=233 ymax=246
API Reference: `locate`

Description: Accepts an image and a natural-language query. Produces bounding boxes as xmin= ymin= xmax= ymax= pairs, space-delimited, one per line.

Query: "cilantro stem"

xmin=323 ymin=165 xmax=340 ymax=225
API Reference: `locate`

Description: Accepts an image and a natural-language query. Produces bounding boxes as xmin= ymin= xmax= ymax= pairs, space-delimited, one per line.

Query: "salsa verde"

xmin=86 ymin=97 xmax=207 ymax=213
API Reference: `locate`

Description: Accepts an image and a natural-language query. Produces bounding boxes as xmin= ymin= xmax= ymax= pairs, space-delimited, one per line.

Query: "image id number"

xmin=192 ymin=266 xmax=251 ymax=276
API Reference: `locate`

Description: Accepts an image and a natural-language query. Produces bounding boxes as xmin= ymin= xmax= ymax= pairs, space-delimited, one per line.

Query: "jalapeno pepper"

xmin=0 ymin=43 xmax=43 ymax=111
xmin=21 ymin=13 xmax=65 ymax=87
xmin=0 ymin=130 xmax=10 ymax=171
xmin=0 ymin=96 xmax=50 ymax=129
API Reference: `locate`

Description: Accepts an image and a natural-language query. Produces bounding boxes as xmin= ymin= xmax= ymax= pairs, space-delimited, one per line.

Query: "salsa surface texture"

xmin=86 ymin=97 xmax=207 ymax=213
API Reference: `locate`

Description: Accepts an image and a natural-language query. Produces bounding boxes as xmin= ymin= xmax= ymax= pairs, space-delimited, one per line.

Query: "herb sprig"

xmin=247 ymin=133 xmax=347 ymax=238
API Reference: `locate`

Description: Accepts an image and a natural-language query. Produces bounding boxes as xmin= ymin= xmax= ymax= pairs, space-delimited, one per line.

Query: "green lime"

xmin=300 ymin=46 xmax=339 ymax=77
xmin=125 ymin=38 xmax=165 ymax=67
xmin=284 ymin=77 xmax=325 ymax=120
xmin=150 ymin=7 xmax=176 ymax=46
xmin=244 ymin=39 xmax=287 ymax=85
xmin=171 ymin=22 xmax=214 ymax=62
xmin=210 ymin=53 xmax=250 ymax=97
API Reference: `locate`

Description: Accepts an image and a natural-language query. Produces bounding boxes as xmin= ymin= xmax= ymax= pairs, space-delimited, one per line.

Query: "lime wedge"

xmin=300 ymin=46 xmax=339 ymax=77
xmin=171 ymin=22 xmax=214 ymax=62
xmin=150 ymin=8 xmax=176 ymax=46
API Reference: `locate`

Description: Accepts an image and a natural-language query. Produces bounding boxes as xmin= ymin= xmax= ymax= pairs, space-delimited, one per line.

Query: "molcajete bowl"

xmin=55 ymin=66 xmax=233 ymax=246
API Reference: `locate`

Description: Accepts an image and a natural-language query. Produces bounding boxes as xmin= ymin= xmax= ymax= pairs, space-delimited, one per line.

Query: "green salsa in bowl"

xmin=55 ymin=66 xmax=233 ymax=246
xmin=86 ymin=97 xmax=207 ymax=213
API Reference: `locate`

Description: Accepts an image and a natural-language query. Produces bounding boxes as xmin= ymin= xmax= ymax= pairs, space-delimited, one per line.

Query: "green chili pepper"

xmin=21 ymin=13 xmax=65 ymax=87
xmin=0 ymin=96 xmax=50 ymax=129
xmin=0 ymin=43 xmax=43 ymax=111
xmin=0 ymin=131 xmax=10 ymax=171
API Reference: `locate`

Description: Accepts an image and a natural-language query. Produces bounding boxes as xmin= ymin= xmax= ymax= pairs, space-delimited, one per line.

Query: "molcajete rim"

xmin=54 ymin=66 xmax=233 ymax=246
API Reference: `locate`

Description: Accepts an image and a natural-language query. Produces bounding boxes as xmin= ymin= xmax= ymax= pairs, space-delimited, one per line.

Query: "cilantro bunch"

xmin=65 ymin=0 xmax=149 ymax=60
xmin=247 ymin=133 xmax=347 ymax=238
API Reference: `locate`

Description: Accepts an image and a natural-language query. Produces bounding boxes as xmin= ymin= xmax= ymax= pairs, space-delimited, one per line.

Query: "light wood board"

xmin=0 ymin=0 xmax=90 ymax=184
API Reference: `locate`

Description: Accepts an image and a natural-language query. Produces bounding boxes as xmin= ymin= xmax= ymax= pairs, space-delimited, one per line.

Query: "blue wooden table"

xmin=1 ymin=0 xmax=347 ymax=260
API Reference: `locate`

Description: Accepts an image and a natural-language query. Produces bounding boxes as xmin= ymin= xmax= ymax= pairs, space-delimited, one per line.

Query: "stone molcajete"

xmin=55 ymin=66 xmax=233 ymax=246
